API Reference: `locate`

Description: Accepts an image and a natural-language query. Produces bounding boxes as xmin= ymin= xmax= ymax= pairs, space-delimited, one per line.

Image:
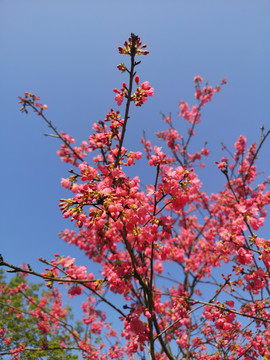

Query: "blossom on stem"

xmin=118 ymin=34 xmax=149 ymax=56
xmin=132 ymin=81 xmax=154 ymax=107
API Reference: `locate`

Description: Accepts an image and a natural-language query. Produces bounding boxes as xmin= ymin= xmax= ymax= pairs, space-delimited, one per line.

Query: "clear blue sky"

xmin=1 ymin=0 xmax=270 ymax=348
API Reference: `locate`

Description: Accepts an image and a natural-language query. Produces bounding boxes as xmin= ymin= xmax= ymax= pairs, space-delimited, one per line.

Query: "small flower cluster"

xmin=118 ymin=34 xmax=149 ymax=56
xmin=203 ymin=303 xmax=236 ymax=331
xmin=41 ymin=254 xmax=96 ymax=295
xmin=148 ymin=146 xmax=170 ymax=167
xmin=155 ymin=78 xmax=223 ymax=167
xmin=117 ymin=62 xmax=126 ymax=73
xmin=179 ymin=101 xmax=201 ymax=124
xmin=132 ymin=76 xmax=154 ymax=106
xmin=56 ymin=131 xmax=88 ymax=166
xmin=113 ymin=77 xmax=154 ymax=107
xmin=194 ymin=76 xmax=226 ymax=107
xmin=19 ymin=92 xmax=48 ymax=115
xmin=113 ymin=82 xmax=127 ymax=106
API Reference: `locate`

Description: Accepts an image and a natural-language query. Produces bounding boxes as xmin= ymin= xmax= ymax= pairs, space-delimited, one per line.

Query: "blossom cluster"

xmin=19 ymin=92 xmax=48 ymax=115
xmin=113 ymin=77 xmax=154 ymax=107
xmin=118 ymin=34 xmax=149 ymax=56
xmin=132 ymin=76 xmax=154 ymax=106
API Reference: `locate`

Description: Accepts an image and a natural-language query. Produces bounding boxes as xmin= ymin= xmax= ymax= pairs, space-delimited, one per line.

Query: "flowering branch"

xmin=18 ymin=93 xmax=85 ymax=163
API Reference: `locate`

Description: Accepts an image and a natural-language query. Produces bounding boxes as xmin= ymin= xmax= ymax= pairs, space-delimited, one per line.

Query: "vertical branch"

xmin=243 ymin=129 xmax=270 ymax=184
xmin=182 ymin=103 xmax=202 ymax=165
xmin=148 ymin=164 xmax=160 ymax=359
xmin=114 ymin=33 xmax=138 ymax=168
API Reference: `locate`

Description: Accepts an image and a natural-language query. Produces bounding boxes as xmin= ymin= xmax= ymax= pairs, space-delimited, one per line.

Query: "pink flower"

xmin=201 ymin=148 xmax=209 ymax=156
xmin=141 ymin=81 xmax=154 ymax=96
xmin=61 ymin=178 xmax=70 ymax=189
xmin=4 ymin=337 xmax=11 ymax=345
xmin=194 ymin=75 xmax=203 ymax=83
xmin=237 ymin=247 xmax=253 ymax=265
xmin=216 ymin=161 xmax=227 ymax=170
xmin=226 ymin=301 xmax=234 ymax=308
xmin=129 ymin=317 xmax=145 ymax=335
xmin=115 ymin=93 xmax=124 ymax=106
xmin=144 ymin=310 xmax=151 ymax=319
xmin=68 ymin=286 xmax=82 ymax=296
xmin=234 ymin=135 xmax=246 ymax=155
xmin=153 ymin=261 xmax=164 ymax=274
xmin=215 ymin=318 xmax=225 ymax=330
xmin=249 ymin=216 xmax=264 ymax=231
xmin=59 ymin=256 xmax=75 ymax=268
xmin=141 ymin=81 xmax=150 ymax=90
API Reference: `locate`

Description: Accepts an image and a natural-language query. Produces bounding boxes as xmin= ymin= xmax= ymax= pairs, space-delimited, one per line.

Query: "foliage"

xmin=0 ymin=270 xmax=80 ymax=359
xmin=1 ymin=33 xmax=270 ymax=359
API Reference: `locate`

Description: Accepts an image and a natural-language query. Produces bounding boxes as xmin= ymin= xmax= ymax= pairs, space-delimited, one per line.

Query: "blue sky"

xmin=1 ymin=0 xmax=270 ymax=350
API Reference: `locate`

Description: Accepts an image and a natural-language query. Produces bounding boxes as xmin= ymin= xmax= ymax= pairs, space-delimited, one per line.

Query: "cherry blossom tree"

xmin=1 ymin=33 xmax=270 ymax=359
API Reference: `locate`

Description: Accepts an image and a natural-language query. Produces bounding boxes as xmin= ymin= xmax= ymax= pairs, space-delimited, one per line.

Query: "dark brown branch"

xmin=20 ymin=98 xmax=85 ymax=162
xmin=114 ymin=33 xmax=138 ymax=168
